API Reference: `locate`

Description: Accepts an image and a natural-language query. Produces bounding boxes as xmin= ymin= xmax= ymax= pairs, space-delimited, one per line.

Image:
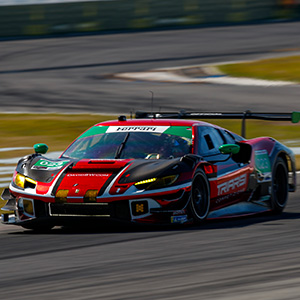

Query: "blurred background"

xmin=1 ymin=2 xmax=300 ymax=300
xmin=1 ymin=0 xmax=300 ymax=190
xmin=0 ymin=0 xmax=300 ymax=38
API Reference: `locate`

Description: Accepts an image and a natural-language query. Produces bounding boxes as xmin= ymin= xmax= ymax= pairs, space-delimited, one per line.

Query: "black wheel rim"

xmin=192 ymin=174 xmax=209 ymax=219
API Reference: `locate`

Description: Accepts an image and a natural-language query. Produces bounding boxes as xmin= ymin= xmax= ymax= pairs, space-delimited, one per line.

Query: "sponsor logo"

xmin=135 ymin=204 xmax=145 ymax=213
xmin=215 ymin=191 xmax=241 ymax=204
xmin=106 ymin=126 xmax=169 ymax=133
xmin=66 ymin=173 xmax=110 ymax=177
xmin=116 ymin=126 xmax=157 ymax=132
xmin=32 ymin=159 xmax=69 ymax=170
xmin=255 ymin=150 xmax=271 ymax=182
xmin=173 ymin=209 xmax=186 ymax=216
xmin=171 ymin=215 xmax=188 ymax=224
xmin=255 ymin=150 xmax=271 ymax=172
xmin=217 ymin=174 xmax=247 ymax=196
xmin=131 ymin=200 xmax=149 ymax=216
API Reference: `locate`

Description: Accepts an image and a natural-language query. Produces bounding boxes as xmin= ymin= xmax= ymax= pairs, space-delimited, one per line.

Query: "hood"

xmin=13 ymin=155 xmax=192 ymax=198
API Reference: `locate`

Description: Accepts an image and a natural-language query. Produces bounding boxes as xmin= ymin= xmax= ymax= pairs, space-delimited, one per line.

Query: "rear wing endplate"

xmin=135 ymin=110 xmax=300 ymax=138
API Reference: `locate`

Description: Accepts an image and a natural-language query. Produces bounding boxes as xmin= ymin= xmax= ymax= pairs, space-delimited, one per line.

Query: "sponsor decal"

xmin=136 ymin=204 xmax=145 ymax=213
xmin=66 ymin=173 xmax=110 ymax=177
xmin=215 ymin=191 xmax=242 ymax=205
xmin=217 ymin=174 xmax=247 ymax=196
xmin=32 ymin=159 xmax=69 ymax=170
xmin=173 ymin=209 xmax=187 ymax=216
xmin=255 ymin=150 xmax=271 ymax=182
xmin=106 ymin=126 xmax=169 ymax=133
xmin=255 ymin=150 xmax=271 ymax=172
xmin=131 ymin=200 xmax=149 ymax=216
xmin=78 ymin=125 xmax=192 ymax=139
xmin=171 ymin=215 xmax=188 ymax=224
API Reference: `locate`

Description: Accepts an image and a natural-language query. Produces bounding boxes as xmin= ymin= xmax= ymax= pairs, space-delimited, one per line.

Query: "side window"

xmin=220 ymin=129 xmax=236 ymax=144
xmin=219 ymin=129 xmax=244 ymax=143
xmin=197 ymin=126 xmax=225 ymax=156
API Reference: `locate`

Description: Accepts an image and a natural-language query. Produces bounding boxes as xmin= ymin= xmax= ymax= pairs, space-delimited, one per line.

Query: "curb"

xmin=112 ymin=64 xmax=295 ymax=87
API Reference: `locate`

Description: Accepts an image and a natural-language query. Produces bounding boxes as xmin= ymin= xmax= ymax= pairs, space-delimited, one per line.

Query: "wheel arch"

xmin=194 ymin=161 xmax=216 ymax=180
xmin=277 ymin=151 xmax=288 ymax=169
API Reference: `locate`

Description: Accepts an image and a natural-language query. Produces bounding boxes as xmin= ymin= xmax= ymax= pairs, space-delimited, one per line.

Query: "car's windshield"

xmin=62 ymin=125 xmax=192 ymax=159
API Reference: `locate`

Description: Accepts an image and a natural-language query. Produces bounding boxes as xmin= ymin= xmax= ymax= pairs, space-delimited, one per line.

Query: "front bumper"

xmin=1 ymin=187 xmax=191 ymax=227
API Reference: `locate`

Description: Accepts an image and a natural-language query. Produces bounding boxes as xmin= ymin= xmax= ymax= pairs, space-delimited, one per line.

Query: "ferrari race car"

xmin=1 ymin=111 xmax=300 ymax=230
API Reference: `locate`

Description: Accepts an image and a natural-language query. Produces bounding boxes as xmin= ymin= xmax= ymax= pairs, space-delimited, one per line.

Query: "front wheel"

xmin=188 ymin=169 xmax=210 ymax=224
xmin=271 ymin=157 xmax=288 ymax=214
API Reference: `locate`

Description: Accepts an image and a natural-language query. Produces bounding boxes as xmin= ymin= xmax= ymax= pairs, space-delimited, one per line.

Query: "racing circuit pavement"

xmin=1 ymin=21 xmax=300 ymax=299
xmin=0 ymin=176 xmax=300 ymax=300
xmin=1 ymin=21 xmax=300 ymax=114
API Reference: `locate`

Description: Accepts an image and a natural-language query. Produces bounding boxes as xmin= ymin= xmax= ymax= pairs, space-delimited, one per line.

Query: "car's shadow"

xmin=11 ymin=210 xmax=300 ymax=235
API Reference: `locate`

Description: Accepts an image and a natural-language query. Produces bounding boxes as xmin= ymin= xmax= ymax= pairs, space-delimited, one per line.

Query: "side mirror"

xmin=34 ymin=143 xmax=48 ymax=154
xmin=219 ymin=144 xmax=240 ymax=155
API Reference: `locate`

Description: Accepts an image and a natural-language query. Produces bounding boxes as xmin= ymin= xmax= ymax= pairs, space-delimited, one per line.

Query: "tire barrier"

xmin=0 ymin=0 xmax=289 ymax=38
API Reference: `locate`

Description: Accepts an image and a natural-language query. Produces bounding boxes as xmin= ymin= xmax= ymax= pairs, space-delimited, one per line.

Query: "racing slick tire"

xmin=189 ymin=169 xmax=210 ymax=224
xmin=271 ymin=157 xmax=289 ymax=214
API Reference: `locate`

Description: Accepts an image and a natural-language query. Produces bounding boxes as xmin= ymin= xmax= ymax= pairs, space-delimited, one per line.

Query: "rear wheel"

xmin=271 ymin=157 xmax=288 ymax=214
xmin=189 ymin=170 xmax=210 ymax=223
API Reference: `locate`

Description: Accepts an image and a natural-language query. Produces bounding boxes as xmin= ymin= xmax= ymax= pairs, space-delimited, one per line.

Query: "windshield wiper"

xmin=115 ymin=133 xmax=130 ymax=159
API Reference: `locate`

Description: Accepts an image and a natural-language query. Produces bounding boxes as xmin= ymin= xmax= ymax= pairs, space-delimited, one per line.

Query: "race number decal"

xmin=32 ymin=159 xmax=69 ymax=170
xmin=255 ymin=150 xmax=271 ymax=181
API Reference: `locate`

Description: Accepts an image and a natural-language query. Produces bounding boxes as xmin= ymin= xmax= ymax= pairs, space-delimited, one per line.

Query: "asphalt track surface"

xmin=1 ymin=22 xmax=300 ymax=299
xmin=1 ymin=21 xmax=300 ymax=114
xmin=0 ymin=179 xmax=299 ymax=300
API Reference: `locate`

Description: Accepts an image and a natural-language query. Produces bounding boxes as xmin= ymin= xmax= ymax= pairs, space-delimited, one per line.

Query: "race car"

xmin=1 ymin=110 xmax=300 ymax=230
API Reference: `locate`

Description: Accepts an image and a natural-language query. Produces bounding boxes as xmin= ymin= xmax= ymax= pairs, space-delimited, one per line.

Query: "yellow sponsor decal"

xmin=136 ymin=204 xmax=144 ymax=213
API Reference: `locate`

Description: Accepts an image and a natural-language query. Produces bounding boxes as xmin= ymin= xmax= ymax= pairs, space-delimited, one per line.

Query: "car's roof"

xmin=97 ymin=118 xmax=212 ymax=127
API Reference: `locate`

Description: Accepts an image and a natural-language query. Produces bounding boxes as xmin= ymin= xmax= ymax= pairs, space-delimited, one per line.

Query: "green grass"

xmin=218 ymin=55 xmax=300 ymax=83
xmin=0 ymin=114 xmax=298 ymax=150
xmin=0 ymin=114 xmax=116 ymax=153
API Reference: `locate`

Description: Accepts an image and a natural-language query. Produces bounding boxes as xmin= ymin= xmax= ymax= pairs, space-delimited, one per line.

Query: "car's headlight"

xmin=134 ymin=175 xmax=178 ymax=190
xmin=14 ymin=173 xmax=37 ymax=189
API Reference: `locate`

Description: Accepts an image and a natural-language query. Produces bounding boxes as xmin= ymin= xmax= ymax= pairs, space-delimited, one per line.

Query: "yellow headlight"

xmin=84 ymin=190 xmax=98 ymax=203
xmin=14 ymin=174 xmax=26 ymax=188
xmin=134 ymin=175 xmax=178 ymax=190
xmin=55 ymin=189 xmax=69 ymax=203
xmin=134 ymin=178 xmax=157 ymax=186
xmin=26 ymin=177 xmax=37 ymax=185
xmin=14 ymin=173 xmax=37 ymax=189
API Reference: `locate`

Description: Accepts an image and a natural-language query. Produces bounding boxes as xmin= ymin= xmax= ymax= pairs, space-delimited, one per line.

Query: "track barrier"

xmin=0 ymin=0 xmax=298 ymax=38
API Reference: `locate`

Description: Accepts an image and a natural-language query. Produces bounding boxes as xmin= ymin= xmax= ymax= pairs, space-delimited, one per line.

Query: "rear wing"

xmin=135 ymin=110 xmax=300 ymax=138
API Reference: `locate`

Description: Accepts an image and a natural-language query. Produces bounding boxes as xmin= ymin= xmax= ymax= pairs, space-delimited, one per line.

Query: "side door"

xmin=195 ymin=125 xmax=251 ymax=210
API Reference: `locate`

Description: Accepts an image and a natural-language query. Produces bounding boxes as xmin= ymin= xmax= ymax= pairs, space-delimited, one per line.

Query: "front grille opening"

xmin=49 ymin=201 xmax=131 ymax=221
xmin=49 ymin=203 xmax=110 ymax=217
